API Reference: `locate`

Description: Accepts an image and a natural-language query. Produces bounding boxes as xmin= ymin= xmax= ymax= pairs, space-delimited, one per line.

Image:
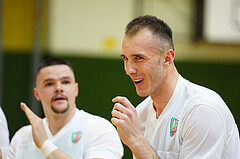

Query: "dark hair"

xmin=36 ymin=57 xmax=74 ymax=76
xmin=125 ymin=15 xmax=174 ymax=52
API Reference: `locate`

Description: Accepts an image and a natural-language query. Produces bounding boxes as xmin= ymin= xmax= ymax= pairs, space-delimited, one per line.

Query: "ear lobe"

xmin=163 ymin=49 xmax=175 ymax=65
xmin=33 ymin=88 xmax=41 ymax=101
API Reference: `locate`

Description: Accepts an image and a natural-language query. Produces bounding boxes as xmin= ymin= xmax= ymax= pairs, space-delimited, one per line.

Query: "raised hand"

xmin=111 ymin=97 xmax=160 ymax=159
xmin=111 ymin=96 xmax=142 ymax=147
xmin=20 ymin=102 xmax=47 ymax=148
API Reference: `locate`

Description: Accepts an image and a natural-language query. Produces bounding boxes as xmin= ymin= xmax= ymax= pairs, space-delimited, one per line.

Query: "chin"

xmin=136 ymin=90 xmax=149 ymax=97
xmin=51 ymin=105 xmax=69 ymax=114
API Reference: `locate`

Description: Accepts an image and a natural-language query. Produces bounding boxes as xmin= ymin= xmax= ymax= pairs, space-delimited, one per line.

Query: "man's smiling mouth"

xmin=134 ymin=79 xmax=143 ymax=84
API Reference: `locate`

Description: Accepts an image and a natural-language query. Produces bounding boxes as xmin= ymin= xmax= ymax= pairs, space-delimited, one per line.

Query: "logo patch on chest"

xmin=71 ymin=131 xmax=82 ymax=144
xmin=170 ymin=117 xmax=179 ymax=137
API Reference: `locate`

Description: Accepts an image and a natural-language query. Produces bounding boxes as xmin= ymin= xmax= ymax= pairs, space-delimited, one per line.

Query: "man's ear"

xmin=33 ymin=88 xmax=41 ymax=101
xmin=75 ymin=83 xmax=79 ymax=97
xmin=163 ymin=49 xmax=175 ymax=65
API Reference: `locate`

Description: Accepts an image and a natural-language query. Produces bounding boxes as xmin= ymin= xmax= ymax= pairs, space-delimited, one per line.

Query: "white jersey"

xmin=136 ymin=75 xmax=240 ymax=159
xmin=7 ymin=109 xmax=123 ymax=159
xmin=0 ymin=106 xmax=9 ymax=159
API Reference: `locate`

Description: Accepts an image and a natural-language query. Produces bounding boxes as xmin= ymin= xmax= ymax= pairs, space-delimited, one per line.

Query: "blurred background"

xmin=0 ymin=0 xmax=240 ymax=158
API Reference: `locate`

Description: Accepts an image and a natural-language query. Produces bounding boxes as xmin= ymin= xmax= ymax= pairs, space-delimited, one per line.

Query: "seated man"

xmin=8 ymin=58 xmax=123 ymax=159
xmin=0 ymin=107 xmax=9 ymax=159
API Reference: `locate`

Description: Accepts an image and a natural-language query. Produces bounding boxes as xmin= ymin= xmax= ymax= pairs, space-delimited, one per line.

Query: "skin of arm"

xmin=111 ymin=96 xmax=160 ymax=159
xmin=20 ymin=102 xmax=71 ymax=159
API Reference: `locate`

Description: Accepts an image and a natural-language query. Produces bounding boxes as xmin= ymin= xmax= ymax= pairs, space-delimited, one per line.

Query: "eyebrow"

xmin=43 ymin=76 xmax=72 ymax=83
xmin=121 ymin=53 xmax=148 ymax=58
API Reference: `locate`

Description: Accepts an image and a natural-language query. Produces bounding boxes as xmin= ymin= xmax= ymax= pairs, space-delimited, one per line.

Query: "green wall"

xmin=2 ymin=53 xmax=240 ymax=158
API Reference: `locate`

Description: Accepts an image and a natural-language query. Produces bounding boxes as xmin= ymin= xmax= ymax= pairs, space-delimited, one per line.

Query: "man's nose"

xmin=55 ymin=82 xmax=63 ymax=93
xmin=125 ymin=61 xmax=137 ymax=76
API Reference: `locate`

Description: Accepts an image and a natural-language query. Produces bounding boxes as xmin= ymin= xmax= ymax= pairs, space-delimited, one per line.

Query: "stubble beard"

xmin=51 ymin=104 xmax=70 ymax=114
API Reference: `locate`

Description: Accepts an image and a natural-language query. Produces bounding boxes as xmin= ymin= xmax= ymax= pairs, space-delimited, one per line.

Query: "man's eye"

xmin=135 ymin=56 xmax=144 ymax=60
xmin=62 ymin=81 xmax=70 ymax=85
xmin=45 ymin=83 xmax=53 ymax=87
xmin=121 ymin=56 xmax=128 ymax=60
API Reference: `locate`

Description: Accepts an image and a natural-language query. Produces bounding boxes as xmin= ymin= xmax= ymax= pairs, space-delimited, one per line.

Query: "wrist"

xmin=40 ymin=139 xmax=58 ymax=157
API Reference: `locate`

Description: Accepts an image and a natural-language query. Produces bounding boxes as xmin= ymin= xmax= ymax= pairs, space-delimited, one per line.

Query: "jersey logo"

xmin=72 ymin=131 xmax=82 ymax=144
xmin=170 ymin=117 xmax=179 ymax=137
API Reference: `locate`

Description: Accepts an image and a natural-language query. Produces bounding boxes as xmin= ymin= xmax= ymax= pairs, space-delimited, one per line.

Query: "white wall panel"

xmin=49 ymin=0 xmax=133 ymax=56
xmin=203 ymin=0 xmax=240 ymax=44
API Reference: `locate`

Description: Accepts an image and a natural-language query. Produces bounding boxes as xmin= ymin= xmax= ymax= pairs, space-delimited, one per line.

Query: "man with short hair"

xmin=111 ymin=15 xmax=240 ymax=159
xmin=8 ymin=58 xmax=123 ymax=159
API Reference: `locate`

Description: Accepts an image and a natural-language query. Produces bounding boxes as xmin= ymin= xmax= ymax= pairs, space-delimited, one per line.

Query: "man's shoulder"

xmin=136 ymin=96 xmax=152 ymax=111
xmin=11 ymin=125 xmax=33 ymax=143
xmin=14 ymin=125 xmax=32 ymax=135
xmin=180 ymin=76 xmax=223 ymax=105
xmin=180 ymin=77 xmax=234 ymax=123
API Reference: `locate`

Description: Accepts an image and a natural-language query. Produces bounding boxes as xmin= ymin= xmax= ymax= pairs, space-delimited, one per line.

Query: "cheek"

xmin=67 ymin=86 xmax=78 ymax=99
xmin=150 ymin=65 xmax=164 ymax=83
xmin=69 ymin=85 xmax=78 ymax=98
xmin=39 ymin=94 xmax=48 ymax=103
xmin=38 ymin=90 xmax=52 ymax=101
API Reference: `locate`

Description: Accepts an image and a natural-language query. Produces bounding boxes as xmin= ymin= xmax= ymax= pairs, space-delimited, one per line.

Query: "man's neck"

xmin=47 ymin=108 xmax=76 ymax=135
xmin=151 ymin=68 xmax=179 ymax=119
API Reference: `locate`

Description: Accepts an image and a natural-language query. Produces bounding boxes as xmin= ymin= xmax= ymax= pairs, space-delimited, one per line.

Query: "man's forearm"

xmin=129 ymin=135 xmax=160 ymax=159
